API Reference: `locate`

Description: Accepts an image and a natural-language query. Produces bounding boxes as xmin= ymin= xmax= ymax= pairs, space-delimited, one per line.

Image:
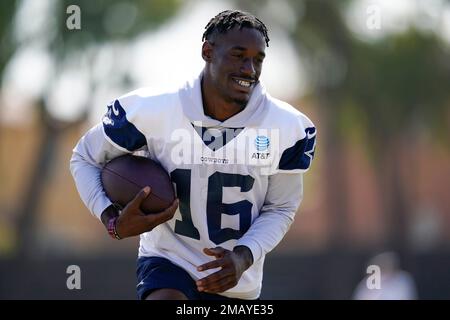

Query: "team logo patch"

xmin=255 ymin=136 xmax=270 ymax=151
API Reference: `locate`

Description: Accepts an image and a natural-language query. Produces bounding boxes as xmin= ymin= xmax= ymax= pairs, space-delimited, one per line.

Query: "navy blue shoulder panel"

xmin=279 ymin=127 xmax=316 ymax=170
xmin=102 ymin=99 xmax=147 ymax=151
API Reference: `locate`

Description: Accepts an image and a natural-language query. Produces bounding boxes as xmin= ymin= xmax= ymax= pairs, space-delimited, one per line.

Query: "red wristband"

xmin=107 ymin=216 xmax=122 ymax=240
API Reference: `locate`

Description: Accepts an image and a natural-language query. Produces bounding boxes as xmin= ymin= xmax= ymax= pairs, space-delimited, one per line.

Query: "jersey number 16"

xmin=171 ymin=169 xmax=255 ymax=245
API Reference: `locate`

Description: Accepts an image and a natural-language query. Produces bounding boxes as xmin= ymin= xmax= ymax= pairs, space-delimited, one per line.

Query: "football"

xmin=101 ymin=154 xmax=175 ymax=214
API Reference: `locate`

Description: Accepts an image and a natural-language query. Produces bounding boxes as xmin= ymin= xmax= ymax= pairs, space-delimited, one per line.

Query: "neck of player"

xmin=201 ymin=74 xmax=245 ymax=122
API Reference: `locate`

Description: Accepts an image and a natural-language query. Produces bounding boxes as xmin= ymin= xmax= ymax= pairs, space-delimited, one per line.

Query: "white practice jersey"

xmin=70 ymin=73 xmax=316 ymax=299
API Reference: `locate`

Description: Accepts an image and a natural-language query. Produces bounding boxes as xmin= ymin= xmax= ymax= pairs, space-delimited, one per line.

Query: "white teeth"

xmin=235 ymin=79 xmax=251 ymax=87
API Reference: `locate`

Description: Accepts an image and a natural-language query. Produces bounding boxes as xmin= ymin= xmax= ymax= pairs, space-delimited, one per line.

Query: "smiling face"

xmin=202 ymin=26 xmax=266 ymax=107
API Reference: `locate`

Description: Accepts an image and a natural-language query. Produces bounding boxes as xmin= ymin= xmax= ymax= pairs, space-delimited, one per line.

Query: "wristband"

xmin=107 ymin=216 xmax=122 ymax=240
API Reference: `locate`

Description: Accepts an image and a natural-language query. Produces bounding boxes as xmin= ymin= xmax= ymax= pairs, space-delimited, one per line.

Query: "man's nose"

xmin=240 ymin=58 xmax=256 ymax=77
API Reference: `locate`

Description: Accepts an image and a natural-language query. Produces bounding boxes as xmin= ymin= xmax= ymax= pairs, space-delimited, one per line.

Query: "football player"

xmin=70 ymin=10 xmax=316 ymax=300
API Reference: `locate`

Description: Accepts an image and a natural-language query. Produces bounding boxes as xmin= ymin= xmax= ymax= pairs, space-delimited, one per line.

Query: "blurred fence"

xmin=1 ymin=250 xmax=449 ymax=299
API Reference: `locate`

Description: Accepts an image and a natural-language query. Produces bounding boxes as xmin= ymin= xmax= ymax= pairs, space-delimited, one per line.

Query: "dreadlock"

xmin=202 ymin=10 xmax=270 ymax=47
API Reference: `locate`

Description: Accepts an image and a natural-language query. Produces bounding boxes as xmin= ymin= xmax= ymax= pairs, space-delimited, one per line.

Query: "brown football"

xmin=101 ymin=155 xmax=175 ymax=214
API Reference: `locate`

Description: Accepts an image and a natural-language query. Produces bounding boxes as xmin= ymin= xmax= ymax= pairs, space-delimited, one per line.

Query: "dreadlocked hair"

xmin=202 ymin=10 xmax=270 ymax=47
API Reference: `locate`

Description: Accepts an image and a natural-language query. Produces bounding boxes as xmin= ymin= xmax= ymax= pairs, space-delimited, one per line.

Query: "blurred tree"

xmin=5 ymin=0 xmax=450 ymax=259
xmin=344 ymin=30 xmax=450 ymax=253
xmin=240 ymin=0 xmax=450 ymax=253
xmin=52 ymin=0 xmax=181 ymax=65
xmin=0 ymin=0 xmax=20 ymax=255
xmin=4 ymin=0 xmax=182 ymax=258
xmin=240 ymin=0 xmax=354 ymax=248
xmin=0 ymin=1 xmax=19 ymax=78
xmin=292 ymin=0 xmax=354 ymax=249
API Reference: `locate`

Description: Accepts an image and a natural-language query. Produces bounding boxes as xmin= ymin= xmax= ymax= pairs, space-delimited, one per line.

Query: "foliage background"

xmin=0 ymin=0 xmax=449 ymax=299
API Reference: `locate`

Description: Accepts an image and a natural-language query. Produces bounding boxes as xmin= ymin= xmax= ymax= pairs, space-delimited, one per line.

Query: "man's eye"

xmin=231 ymin=53 xmax=243 ymax=58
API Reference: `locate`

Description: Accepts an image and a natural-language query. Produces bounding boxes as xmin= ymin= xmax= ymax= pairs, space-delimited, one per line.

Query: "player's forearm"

xmin=237 ymin=207 xmax=296 ymax=262
xmin=69 ymin=124 xmax=124 ymax=219
xmin=70 ymin=150 xmax=113 ymax=219
xmin=236 ymin=173 xmax=303 ymax=263
xmin=233 ymin=245 xmax=254 ymax=270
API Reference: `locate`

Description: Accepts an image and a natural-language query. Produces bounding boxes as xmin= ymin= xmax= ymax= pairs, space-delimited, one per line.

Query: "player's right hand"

xmin=115 ymin=186 xmax=179 ymax=239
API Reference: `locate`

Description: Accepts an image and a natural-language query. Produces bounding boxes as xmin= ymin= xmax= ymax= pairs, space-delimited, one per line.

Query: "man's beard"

xmin=231 ymin=96 xmax=248 ymax=109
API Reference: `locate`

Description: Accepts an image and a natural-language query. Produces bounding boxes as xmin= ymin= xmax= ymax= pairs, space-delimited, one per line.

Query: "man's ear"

xmin=202 ymin=41 xmax=213 ymax=62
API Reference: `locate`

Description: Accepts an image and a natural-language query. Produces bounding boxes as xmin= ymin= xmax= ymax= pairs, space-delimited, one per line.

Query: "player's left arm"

xmin=196 ymin=116 xmax=316 ymax=293
xmin=234 ymin=171 xmax=305 ymax=262
xmin=197 ymin=134 xmax=316 ymax=293
xmin=235 ymin=118 xmax=316 ymax=266
xmin=195 ymin=173 xmax=304 ymax=293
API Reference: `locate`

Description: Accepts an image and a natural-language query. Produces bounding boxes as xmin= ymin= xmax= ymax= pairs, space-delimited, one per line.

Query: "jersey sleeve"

xmin=277 ymin=114 xmax=317 ymax=173
xmin=70 ymin=91 xmax=150 ymax=219
xmin=70 ymin=123 xmax=128 ymax=219
xmin=102 ymin=97 xmax=147 ymax=153
xmin=235 ymin=112 xmax=316 ymax=262
xmin=236 ymin=172 xmax=304 ymax=262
